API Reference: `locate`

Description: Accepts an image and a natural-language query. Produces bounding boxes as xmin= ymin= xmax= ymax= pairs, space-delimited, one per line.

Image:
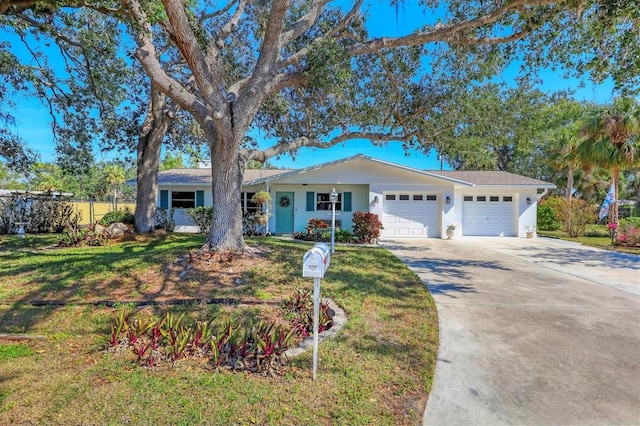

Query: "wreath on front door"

xmin=279 ymin=195 xmax=290 ymax=207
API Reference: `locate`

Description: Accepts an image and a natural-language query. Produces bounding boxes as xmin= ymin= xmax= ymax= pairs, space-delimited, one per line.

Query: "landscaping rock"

xmin=106 ymin=222 xmax=129 ymax=239
xmin=94 ymin=224 xmax=107 ymax=234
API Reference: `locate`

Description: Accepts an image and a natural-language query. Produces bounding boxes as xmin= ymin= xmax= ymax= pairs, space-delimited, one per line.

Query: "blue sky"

xmin=4 ymin=1 xmax=616 ymax=171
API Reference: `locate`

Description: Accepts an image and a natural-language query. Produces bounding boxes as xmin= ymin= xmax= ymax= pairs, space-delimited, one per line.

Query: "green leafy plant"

xmin=186 ymin=206 xmax=214 ymax=234
xmin=161 ymin=312 xmax=185 ymax=347
xmin=99 ymin=208 xmax=134 ymax=226
xmin=0 ymin=192 xmax=80 ymax=234
xmin=334 ymin=229 xmax=354 ymax=243
xmin=57 ymin=229 xmax=110 ymax=247
xmin=537 ymin=198 xmax=562 ymax=231
xmin=170 ymin=326 xmax=192 ymax=360
xmin=306 ymin=218 xmax=329 ymax=236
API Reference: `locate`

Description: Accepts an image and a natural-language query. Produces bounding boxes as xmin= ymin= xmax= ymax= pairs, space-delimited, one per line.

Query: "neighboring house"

xmin=156 ymin=154 xmax=555 ymax=238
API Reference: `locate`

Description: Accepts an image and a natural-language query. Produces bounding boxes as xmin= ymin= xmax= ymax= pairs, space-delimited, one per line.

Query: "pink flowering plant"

xmin=615 ymin=223 xmax=640 ymax=247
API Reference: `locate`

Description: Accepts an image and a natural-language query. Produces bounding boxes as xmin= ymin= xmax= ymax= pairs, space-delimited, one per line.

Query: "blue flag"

xmin=598 ymin=182 xmax=615 ymax=220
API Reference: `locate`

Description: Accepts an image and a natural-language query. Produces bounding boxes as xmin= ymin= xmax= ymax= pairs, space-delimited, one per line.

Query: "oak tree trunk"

xmin=202 ymin=133 xmax=247 ymax=252
xmin=134 ymin=87 xmax=174 ymax=233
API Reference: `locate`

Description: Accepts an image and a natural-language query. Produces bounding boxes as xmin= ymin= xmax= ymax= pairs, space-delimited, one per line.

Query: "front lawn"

xmin=0 ymin=234 xmax=438 ymax=425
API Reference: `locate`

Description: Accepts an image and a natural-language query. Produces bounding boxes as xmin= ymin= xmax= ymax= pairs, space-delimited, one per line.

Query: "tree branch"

xmin=280 ymin=0 xmax=363 ymax=69
xmin=248 ymin=129 xmax=421 ymax=162
xmin=123 ymin=0 xmax=203 ymax=118
xmin=280 ymin=0 xmax=331 ymax=45
xmin=348 ymin=0 xmax=565 ymax=56
xmin=161 ymin=0 xmax=219 ymax=103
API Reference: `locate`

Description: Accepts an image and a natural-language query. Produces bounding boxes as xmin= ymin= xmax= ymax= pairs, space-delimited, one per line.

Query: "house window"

xmin=490 ymin=196 xmax=500 ymax=202
xmin=463 ymin=196 xmax=473 ymax=202
xmin=413 ymin=195 xmax=423 ymax=201
xmin=385 ymin=194 xmax=396 ymax=201
xmin=426 ymin=195 xmax=437 ymax=201
xmin=503 ymin=196 xmax=513 ymax=202
xmin=399 ymin=194 xmax=410 ymax=201
xmin=477 ymin=196 xmax=487 ymax=202
xmin=241 ymin=192 xmax=260 ymax=213
xmin=317 ymin=193 xmax=342 ymax=210
xmin=172 ymin=191 xmax=195 ymax=208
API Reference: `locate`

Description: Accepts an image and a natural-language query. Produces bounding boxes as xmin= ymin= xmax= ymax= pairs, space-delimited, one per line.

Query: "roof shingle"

xmin=156 ymin=168 xmax=291 ymax=186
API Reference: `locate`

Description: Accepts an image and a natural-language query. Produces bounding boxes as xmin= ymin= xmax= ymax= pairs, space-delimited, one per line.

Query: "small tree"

xmin=550 ymin=197 xmax=596 ymax=238
xmin=537 ymin=198 xmax=562 ymax=231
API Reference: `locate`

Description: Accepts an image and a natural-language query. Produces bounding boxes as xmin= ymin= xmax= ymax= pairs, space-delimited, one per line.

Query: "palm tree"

xmin=104 ymin=164 xmax=126 ymax=210
xmin=579 ymin=98 xmax=640 ymax=224
xmin=549 ymin=126 xmax=583 ymax=203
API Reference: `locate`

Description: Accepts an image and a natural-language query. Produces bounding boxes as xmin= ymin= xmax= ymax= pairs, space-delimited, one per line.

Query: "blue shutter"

xmin=306 ymin=192 xmax=315 ymax=211
xmin=160 ymin=190 xmax=169 ymax=209
xmin=343 ymin=192 xmax=352 ymax=212
xmin=196 ymin=190 xmax=204 ymax=207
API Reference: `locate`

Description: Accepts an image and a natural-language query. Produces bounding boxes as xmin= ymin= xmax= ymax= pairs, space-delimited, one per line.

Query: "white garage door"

xmin=381 ymin=193 xmax=440 ymax=238
xmin=462 ymin=195 xmax=515 ymax=236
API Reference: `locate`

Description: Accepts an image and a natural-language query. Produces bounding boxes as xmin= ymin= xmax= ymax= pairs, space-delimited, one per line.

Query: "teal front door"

xmin=275 ymin=192 xmax=294 ymax=233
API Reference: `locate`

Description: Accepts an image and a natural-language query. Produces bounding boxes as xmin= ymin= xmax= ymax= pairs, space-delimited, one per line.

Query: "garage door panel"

xmin=463 ymin=195 xmax=514 ymax=236
xmin=382 ymin=193 xmax=440 ymax=238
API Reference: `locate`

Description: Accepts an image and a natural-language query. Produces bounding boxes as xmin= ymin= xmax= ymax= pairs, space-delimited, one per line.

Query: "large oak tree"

xmin=122 ymin=0 xmax=639 ymax=251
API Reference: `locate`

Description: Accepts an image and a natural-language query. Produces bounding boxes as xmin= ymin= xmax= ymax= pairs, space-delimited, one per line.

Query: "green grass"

xmin=0 ymin=343 xmax=34 ymax=360
xmin=539 ymin=224 xmax=640 ymax=255
xmin=0 ymin=234 xmax=438 ymax=425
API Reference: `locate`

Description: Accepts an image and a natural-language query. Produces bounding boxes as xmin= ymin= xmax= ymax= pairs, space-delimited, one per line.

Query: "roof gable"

xmin=246 ymin=154 xmax=473 ymax=186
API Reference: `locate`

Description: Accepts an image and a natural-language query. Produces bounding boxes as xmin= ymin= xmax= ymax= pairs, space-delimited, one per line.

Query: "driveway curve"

xmin=382 ymin=237 xmax=640 ymax=426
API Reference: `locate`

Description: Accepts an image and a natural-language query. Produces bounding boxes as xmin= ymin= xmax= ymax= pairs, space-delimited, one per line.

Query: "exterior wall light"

xmin=527 ymin=197 xmax=532 ymax=205
xmin=373 ymin=195 xmax=379 ymax=204
xmin=446 ymin=196 xmax=451 ymax=205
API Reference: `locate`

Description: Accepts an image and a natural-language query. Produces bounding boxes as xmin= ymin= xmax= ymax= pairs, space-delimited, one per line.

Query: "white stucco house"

xmin=155 ymin=154 xmax=555 ymax=238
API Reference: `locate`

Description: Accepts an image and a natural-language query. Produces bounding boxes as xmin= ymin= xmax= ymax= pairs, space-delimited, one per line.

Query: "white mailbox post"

xmin=302 ymin=242 xmax=331 ymax=380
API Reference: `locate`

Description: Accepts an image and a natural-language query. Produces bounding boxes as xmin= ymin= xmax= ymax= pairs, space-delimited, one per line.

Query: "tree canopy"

xmin=1 ymin=0 xmax=639 ymax=250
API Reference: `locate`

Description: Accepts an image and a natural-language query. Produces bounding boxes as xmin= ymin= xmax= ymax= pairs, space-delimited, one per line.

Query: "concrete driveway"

xmin=381 ymin=237 xmax=640 ymax=426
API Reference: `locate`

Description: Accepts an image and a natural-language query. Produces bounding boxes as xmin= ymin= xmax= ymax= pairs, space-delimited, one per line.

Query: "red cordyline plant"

xmin=105 ymin=307 xmax=297 ymax=374
xmin=352 ymin=211 xmax=383 ymax=243
xmin=282 ymin=289 xmax=333 ymax=337
xmin=109 ymin=308 xmax=127 ymax=347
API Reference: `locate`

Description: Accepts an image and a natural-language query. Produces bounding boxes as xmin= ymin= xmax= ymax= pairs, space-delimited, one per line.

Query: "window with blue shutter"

xmin=343 ymin=192 xmax=352 ymax=212
xmin=306 ymin=192 xmax=315 ymax=211
xmin=160 ymin=190 xmax=169 ymax=209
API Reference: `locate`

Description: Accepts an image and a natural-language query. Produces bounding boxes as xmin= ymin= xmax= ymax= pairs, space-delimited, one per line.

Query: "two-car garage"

xmin=380 ymin=192 xmax=517 ymax=238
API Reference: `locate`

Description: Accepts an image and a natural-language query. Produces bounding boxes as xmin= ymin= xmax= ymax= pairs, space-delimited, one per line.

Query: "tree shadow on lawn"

xmin=0 ymin=236 xmax=297 ymax=335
